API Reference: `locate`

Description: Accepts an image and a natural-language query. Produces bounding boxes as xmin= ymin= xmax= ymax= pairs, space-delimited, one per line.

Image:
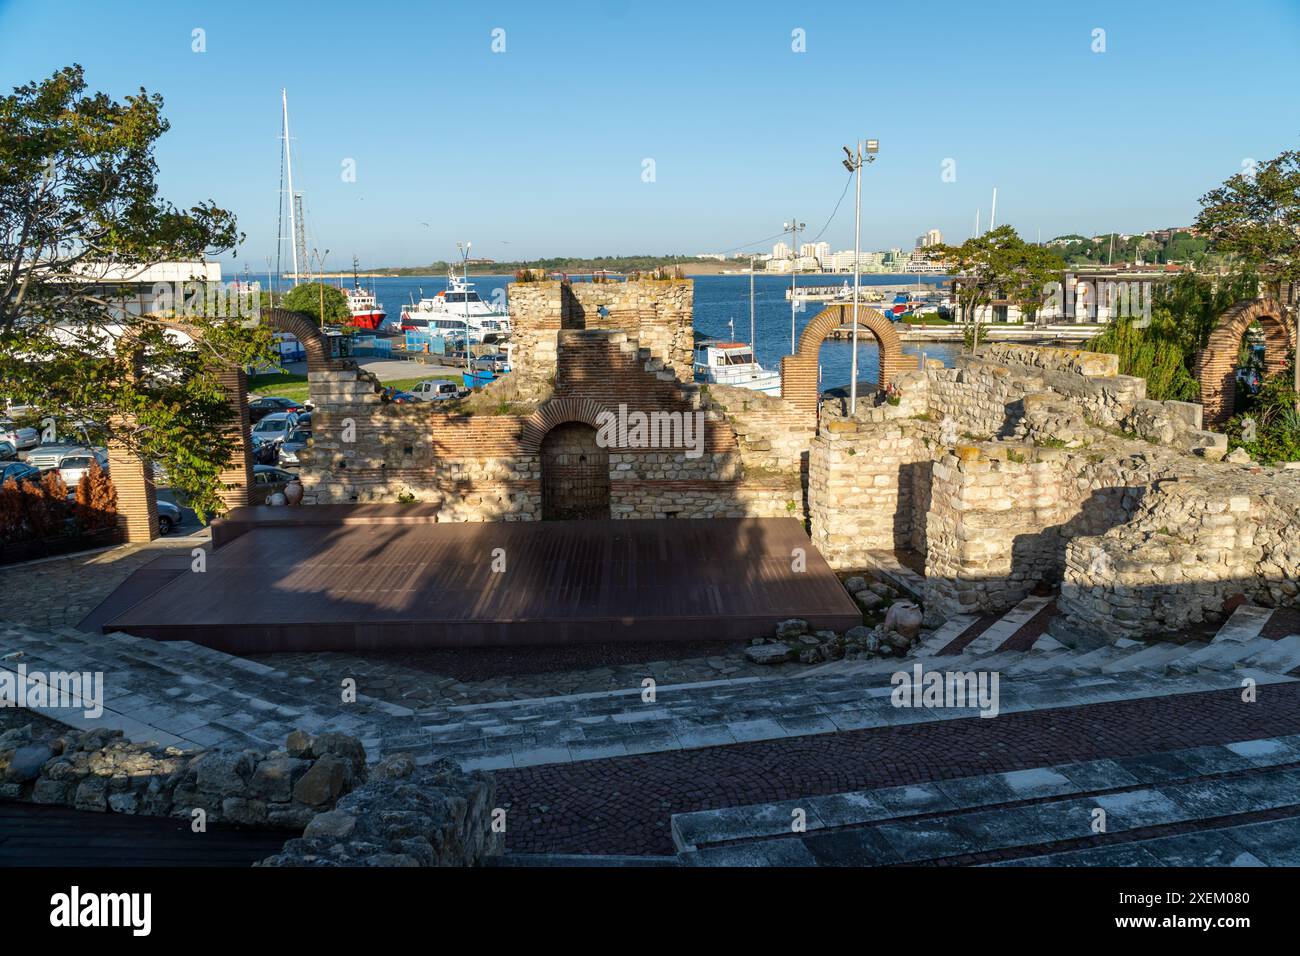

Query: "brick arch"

xmin=519 ymin=397 xmax=611 ymax=452
xmin=779 ymin=303 xmax=907 ymax=416
xmin=261 ymin=307 xmax=332 ymax=372
xmin=1195 ymin=298 xmax=1294 ymax=425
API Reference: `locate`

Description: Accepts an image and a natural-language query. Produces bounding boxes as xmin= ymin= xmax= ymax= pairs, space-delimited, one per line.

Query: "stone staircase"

xmin=613 ymin=333 xmax=703 ymax=410
xmin=670 ymin=734 xmax=1300 ymax=866
xmin=0 ymin=622 xmax=413 ymax=754
xmin=6 ymin=612 xmax=1299 ymax=774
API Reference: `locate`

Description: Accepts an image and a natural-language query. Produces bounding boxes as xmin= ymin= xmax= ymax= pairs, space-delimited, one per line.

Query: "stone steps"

xmin=672 ymin=734 xmax=1300 ymax=866
xmin=988 ymin=814 xmax=1300 ymax=866
xmin=914 ymin=614 xmax=978 ymax=656
xmin=1214 ymin=604 xmax=1275 ymax=643
xmin=960 ymin=595 xmax=1054 ymax=655
xmin=7 ymin=613 xmax=1298 ymax=776
xmin=390 ymin=659 xmax=1293 ymax=771
xmin=0 ymin=622 xmax=410 ymax=755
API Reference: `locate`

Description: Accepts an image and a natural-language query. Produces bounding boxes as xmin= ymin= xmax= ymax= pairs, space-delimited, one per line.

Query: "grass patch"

xmin=248 ymin=371 xmax=309 ymax=402
xmin=248 ymin=368 xmax=461 ymax=402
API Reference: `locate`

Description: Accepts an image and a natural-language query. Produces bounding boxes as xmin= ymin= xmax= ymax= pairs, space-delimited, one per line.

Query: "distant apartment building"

xmin=771 ymin=241 xmax=792 ymax=260
xmin=829 ymin=250 xmax=885 ymax=273
xmin=799 ymin=241 xmax=831 ymax=263
xmin=915 ymin=229 xmax=943 ymax=248
xmin=694 ymin=253 xmax=727 ymax=261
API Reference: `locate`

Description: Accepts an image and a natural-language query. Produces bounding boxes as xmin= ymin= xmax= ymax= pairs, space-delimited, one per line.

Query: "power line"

xmin=807 ymin=170 xmax=854 ymax=244
xmin=716 ymin=170 xmax=855 ymax=256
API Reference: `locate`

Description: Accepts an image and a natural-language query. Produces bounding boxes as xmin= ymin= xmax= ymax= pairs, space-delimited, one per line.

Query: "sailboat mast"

xmin=749 ymin=256 xmax=755 ymax=349
xmin=282 ymin=89 xmax=300 ymax=286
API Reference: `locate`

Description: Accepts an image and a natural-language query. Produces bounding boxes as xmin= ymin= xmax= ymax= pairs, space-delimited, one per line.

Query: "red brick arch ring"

xmin=779 ymin=303 xmax=907 ymax=416
xmin=1195 ymin=298 xmax=1294 ymax=426
xmin=262 ymin=307 xmax=333 ymax=371
xmin=519 ymin=397 xmax=611 ymax=452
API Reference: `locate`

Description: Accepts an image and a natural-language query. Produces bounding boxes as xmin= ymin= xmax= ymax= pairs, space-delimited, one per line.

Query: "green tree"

xmin=280 ymin=281 xmax=351 ymax=326
xmin=1196 ymin=147 xmax=1300 ymax=408
xmin=927 ymin=226 xmax=1065 ymax=350
xmin=1089 ymin=269 xmax=1259 ymax=401
xmin=0 ymin=65 xmax=273 ymax=518
xmin=1196 ymin=148 xmax=1300 ymax=300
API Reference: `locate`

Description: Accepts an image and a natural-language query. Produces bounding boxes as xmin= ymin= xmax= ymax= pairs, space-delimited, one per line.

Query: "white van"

xmin=410 ymin=379 xmax=466 ymax=402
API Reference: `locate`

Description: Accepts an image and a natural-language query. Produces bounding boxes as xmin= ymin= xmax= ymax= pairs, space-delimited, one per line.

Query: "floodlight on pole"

xmin=843 ymin=139 xmax=877 ymax=415
xmin=783 ymin=219 xmax=805 ymax=352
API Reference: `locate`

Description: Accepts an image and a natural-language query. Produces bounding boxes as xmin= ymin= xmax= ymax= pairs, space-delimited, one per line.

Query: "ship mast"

xmin=282 ymin=89 xmax=301 ymax=285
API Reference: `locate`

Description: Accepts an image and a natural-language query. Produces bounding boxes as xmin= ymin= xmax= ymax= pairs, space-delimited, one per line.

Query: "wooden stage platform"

xmin=98 ymin=509 xmax=862 ymax=653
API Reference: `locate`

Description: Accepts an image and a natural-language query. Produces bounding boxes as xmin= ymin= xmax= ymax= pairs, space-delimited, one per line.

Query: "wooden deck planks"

xmin=104 ymin=514 xmax=861 ymax=652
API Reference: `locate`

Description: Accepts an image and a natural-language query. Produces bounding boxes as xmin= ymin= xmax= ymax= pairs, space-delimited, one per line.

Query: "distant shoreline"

xmin=275 ymin=271 xmax=951 ymax=281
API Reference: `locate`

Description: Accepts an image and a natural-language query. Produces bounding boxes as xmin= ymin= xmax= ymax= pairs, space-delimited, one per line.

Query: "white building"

xmin=771 ymin=241 xmax=792 ymax=260
xmin=829 ymin=250 xmax=884 ymax=272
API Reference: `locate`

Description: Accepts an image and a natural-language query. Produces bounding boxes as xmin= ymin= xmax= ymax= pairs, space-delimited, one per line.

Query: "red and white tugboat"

xmin=342 ymin=257 xmax=386 ymax=330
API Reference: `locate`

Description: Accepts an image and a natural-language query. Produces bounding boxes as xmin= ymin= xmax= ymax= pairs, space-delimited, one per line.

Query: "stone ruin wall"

xmin=810 ymin=343 xmax=1300 ymax=642
xmin=296 ymin=311 xmax=800 ymax=520
xmin=508 ymin=279 xmax=694 ymax=400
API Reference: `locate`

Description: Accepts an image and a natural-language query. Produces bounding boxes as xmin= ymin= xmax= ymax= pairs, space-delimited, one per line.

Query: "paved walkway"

xmin=496 ymin=690 xmax=1300 ymax=856
xmin=6 ymin=560 xmax=1299 ymax=864
xmin=8 ymin=619 xmax=1297 ymax=768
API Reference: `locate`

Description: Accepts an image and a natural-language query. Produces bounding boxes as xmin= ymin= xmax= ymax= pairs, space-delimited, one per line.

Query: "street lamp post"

xmin=842 ymin=139 xmax=878 ymax=415
xmin=457 ymin=241 xmax=472 ymax=378
xmin=311 ymin=247 xmax=330 ymax=325
xmin=783 ymin=218 xmax=805 ymax=352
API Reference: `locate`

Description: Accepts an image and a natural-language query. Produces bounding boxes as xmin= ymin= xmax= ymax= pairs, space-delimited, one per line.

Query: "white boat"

xmin=399 ymin=273 xmax=511 ymax=342
xmin=694 ymin=340 xmax=781 ymax=396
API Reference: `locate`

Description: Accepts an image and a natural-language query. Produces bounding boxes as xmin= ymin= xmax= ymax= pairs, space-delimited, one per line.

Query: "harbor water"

xmin=290 ymin=272 xmax=958 ymax=393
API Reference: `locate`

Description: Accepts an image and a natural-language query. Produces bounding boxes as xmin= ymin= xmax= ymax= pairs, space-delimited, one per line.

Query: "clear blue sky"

xmin=2 ymin=0 xmax=1298 ymax=269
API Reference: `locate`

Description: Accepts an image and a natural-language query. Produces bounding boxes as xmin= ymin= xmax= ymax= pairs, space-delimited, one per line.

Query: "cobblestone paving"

xmin=0 ymin=541 xmax=207 ymax=630
xmin=494 ymin=683 xmax=1300 ymax=856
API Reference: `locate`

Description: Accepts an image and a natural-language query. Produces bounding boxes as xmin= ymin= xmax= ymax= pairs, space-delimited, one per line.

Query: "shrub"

xmin=1225 ymin=365 xmax=1300 ymax=463
xmin=74 ymin=461 xmax=117 ymax=533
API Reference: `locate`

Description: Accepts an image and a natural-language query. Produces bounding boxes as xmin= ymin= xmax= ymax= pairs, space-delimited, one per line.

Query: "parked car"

xmin=277 ymin=429 xmax=312 ymax=467
xmin=27 ymin=443 xmax=103 ymax=472
xmin=251 ymin=464 xmax=297 ymax=504
xmin=409 ymin=379 xmax=466 ymax=402
xmin=0 ymin=421 xmax=38 ymax=452
xmin=251 ymin=411 xmax=300 ymax=447
xmin=0 ymin=461 xmax=42 ymax=486
xmin=253 ymin=441 xmax=280 ymax=465
xmin=473 ymin=353 xmax=512 ymax=373
xmin=384 ymin=389 xmax=419 ymax=404
xmin=248 ymin=396 xmax=304 ymax=424
xmin=0 ymin=440 xmax=15 ymax=461
xmin=56 ymin=450 xmax=110 ymax=487
xmin=156 ymin=499 xmax=182 ymax=536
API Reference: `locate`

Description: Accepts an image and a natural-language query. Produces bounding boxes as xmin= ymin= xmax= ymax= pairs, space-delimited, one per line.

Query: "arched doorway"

xmin=1195 ymin=298 xmax=1294 ymax=425
xmin=779 ymin=303 xmax=909 ymax=419
xmin=540 ymin=422 xmax=610 ymax=520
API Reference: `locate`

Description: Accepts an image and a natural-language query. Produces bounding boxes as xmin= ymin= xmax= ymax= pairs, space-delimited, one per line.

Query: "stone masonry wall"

xmin=808 ymin=415 xmax=935 ymax=568
xmin=297 ymin=324 xmax=796 ymax=520
xmin=816 ymin=342 xmax=1292 ymax=637
xmin=1056 ymin=460 xmax=1300 ymax=644
xmin=508 ymin=279 xmax=693 ymax=398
